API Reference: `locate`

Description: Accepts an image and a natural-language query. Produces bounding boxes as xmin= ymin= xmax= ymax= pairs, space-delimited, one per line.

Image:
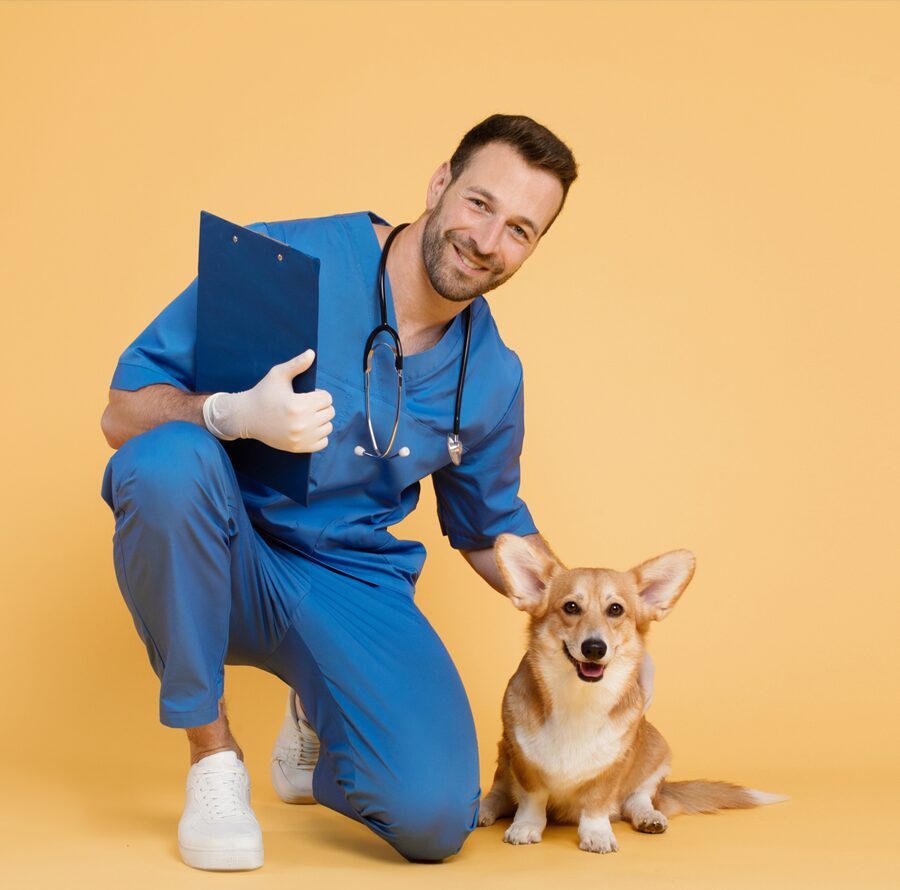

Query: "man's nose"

xmin=471 ymin=217 xmax=504 ymax=259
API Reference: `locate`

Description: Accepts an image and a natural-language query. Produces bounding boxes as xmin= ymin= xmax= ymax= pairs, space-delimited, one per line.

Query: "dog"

xmin=477 ymin=534 xmax=785 ymax=853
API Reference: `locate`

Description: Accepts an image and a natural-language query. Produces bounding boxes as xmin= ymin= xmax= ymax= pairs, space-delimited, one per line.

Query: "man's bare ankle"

xmin=185 ymin=698 xmax=243 ymax=765
xmin=189 ymin=743 xmax=243 ymax=766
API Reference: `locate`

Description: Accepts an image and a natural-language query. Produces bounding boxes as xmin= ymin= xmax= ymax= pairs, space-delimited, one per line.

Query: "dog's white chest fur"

xmin=514 ymin=667 xmax=630 ymax=788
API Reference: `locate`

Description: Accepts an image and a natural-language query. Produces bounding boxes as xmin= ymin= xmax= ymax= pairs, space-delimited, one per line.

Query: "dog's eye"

xmin=563 ymin=601 xmax=581 ymax=615
xmin=606 ymin=603 xmax=624 ymax=617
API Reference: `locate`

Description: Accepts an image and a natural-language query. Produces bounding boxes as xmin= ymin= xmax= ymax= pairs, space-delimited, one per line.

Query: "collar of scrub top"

xmin=354 ymin=222 xmax=473 ymax=466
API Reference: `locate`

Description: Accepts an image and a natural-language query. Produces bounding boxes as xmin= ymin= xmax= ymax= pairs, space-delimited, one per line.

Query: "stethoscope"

xmin=353 ymin=223 xmax=473 ymax=466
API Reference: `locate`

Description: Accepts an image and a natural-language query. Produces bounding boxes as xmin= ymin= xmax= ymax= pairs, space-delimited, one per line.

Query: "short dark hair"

xmin=449 ymin=114 xmax=578 ymax=235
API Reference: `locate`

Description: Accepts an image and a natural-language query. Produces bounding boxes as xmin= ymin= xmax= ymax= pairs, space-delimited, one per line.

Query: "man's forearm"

xmin=101 ymin=384 xmax=209 ymax=450
xmin=461 ymin=532 xmax=556 ymax=596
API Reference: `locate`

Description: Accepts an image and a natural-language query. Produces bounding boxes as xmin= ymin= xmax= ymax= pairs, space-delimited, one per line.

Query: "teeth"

xmin=456 ymin=247 xmax=482 ymax=270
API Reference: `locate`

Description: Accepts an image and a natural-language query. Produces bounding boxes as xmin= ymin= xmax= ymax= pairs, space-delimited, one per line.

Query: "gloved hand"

xmin=203 ymin=349 xmax=334 ymax=453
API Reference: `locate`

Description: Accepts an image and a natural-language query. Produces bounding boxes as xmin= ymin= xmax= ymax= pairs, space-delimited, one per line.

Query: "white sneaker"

xmin=271 ymin=689 xmax=320 ymax=804
xmin=177 ymin=750 xmax=263 ymax=871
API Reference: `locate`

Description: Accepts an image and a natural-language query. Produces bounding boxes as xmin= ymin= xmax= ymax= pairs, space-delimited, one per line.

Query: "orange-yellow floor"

xmin=2 ymin=750 xmax=896 ymax=890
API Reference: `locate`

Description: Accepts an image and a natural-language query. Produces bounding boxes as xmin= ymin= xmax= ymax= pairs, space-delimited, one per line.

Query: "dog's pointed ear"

xmin=630 ymin=550 xmax=696 ymax=622
xmin=494 ymin=534 xmax=563 ymax=616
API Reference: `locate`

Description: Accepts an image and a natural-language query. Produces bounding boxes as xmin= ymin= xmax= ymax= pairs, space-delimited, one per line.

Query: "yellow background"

xmin=1 ymin=1 xmax=898 ymax=888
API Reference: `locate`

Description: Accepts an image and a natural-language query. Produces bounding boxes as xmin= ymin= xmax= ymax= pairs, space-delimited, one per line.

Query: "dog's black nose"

xmin=581 ymin=638 xmax=607 ymax=660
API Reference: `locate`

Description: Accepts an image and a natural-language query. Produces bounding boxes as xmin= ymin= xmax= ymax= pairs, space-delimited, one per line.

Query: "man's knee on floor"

xmin=106 ymin=421 xmax=226 ymax=520
xmin=367 ymin=785 xmax=479 ymax=863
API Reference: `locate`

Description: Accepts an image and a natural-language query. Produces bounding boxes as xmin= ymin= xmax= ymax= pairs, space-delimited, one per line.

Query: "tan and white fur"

xmin=478 ymin=535 xmax=785 ymax=853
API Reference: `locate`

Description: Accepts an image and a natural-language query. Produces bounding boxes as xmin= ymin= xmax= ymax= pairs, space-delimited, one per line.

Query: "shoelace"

xmin=193 ymin=768 xmax=252 ymax=820
xmin=296 ymin=721 xmax=320 ymax=767
xmin=274 ymin=717 xmax=320 ymax=769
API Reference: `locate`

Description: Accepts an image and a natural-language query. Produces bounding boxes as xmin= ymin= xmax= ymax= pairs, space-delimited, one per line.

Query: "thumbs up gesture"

xmin=204 ymin=349 xmax=335 ymax=453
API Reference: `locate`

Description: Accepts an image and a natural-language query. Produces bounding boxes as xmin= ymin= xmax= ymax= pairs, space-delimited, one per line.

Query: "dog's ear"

xmin=630 ymin=550 xmax=696 ymax=623
xmin=495 ymin=534 xmax=562 ymax=616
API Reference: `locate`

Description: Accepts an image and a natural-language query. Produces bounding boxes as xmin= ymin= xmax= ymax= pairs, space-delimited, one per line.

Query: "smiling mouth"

xmin=562 ymin=642 xmax=606 ymax=683
xmin=452 ymin=243 xmax=489 ymax=274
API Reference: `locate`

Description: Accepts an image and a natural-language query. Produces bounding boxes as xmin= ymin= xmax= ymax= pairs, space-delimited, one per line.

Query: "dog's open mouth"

xmin=563 ymin=643 xmax=606 ymax=682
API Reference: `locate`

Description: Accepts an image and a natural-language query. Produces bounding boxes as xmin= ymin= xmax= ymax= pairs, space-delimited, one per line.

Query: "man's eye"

xmin=511 ymin=224 xmax=527 ymax=239
xmin=606 ymin=603 xmax=624 ymax=617
xmin=563 ymin=601 xmax=581 ymax=615
xmin=469 ymin=198 xmax=486 ymax=210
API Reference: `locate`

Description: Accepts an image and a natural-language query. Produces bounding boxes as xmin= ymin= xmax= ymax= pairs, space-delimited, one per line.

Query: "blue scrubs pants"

xmin=100 ymin=421 xmax=480 ymax=862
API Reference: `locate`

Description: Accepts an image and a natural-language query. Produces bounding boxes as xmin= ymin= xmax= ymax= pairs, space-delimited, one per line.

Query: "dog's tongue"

xmin=579 ymin=661 xmax=605 ymax=678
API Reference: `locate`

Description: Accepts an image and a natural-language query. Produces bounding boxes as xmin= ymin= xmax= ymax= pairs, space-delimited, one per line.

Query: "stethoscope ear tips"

xmin=354 ymin=444 xmax=411 ymax=458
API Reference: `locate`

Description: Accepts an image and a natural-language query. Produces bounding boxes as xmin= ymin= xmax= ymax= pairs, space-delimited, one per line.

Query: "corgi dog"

xmin=477 ymin=534 xmax=785 ymax=853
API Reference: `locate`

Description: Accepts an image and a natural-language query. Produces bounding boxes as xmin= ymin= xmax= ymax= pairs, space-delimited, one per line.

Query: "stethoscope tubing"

xmin=360 ymin=223 xmax=472 ymax=464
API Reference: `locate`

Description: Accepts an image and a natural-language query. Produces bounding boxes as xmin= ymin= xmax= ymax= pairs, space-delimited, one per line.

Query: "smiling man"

xmin=100 ymin=115 xmax=578 ymax=869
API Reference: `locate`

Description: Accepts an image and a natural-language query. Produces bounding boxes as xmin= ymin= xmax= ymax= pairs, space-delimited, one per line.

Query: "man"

xmin=100 ymin=114 xmax=579 ymax=868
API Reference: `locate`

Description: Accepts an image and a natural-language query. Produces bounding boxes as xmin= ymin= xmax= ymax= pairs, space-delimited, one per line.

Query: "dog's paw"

xmin=477 ymin=805 xmax=497 ymax=828
xmin=504 ymin=822 xmax=544 ymax=845
xmin=578 ymin=829 xmax=619 ymax=854
xmin=634 ymin=810 xmax=668 ymax=834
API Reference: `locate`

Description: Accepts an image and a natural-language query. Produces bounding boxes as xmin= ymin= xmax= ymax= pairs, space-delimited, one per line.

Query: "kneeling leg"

xmin=263 ymin=571 xmax=480 ymax=863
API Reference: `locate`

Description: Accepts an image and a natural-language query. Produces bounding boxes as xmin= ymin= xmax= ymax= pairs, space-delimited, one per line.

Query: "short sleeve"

xmin=109 ymin=276 xmax=198 ymax=392
xmin=431 ymin=366 xmax=538 ymax=551
xmin=109 ymin=221 xmax=269 ymax=392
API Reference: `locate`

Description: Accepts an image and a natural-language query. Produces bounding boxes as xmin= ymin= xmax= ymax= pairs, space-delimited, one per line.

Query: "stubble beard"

xmin=421 ymin=199 xmax=513 ymax=302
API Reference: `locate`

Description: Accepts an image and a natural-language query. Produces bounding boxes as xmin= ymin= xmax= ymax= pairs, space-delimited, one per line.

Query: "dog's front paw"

xmin=477 ymin=801 xmax=498 ymax=827
xmin=634 ymin=810 xmax=668 ymax=834
xmin=578 ymin=828 xmax=619 ymax=854
xmin=504 ymin=821 xmax=544 ymax=845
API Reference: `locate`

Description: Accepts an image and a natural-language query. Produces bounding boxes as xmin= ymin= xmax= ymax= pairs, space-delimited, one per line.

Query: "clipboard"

xmin=194 ymin=210 xmax=320 ymax=506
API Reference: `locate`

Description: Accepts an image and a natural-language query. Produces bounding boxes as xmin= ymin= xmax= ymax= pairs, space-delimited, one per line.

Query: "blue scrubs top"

xmin=110 ymin=211 xmax=538 ymax=591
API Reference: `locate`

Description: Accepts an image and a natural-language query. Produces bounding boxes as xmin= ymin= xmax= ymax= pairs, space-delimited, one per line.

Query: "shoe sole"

xmin=179 ymin=844 xmax=264 ymax=871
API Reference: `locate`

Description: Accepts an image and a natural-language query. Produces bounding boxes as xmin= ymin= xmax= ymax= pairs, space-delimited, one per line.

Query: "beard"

xmin=421 ymin=198 xmax=513 ymax=301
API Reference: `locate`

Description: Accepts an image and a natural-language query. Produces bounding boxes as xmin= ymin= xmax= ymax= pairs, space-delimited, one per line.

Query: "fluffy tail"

xmin=656 ymin=780 xmax=788 ymax=817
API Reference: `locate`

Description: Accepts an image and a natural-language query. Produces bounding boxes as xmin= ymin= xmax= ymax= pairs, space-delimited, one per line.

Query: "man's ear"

xmin=494 ymin=534 xmax=562 ymax=616
xmin=630 ymin=550 xmax=696 ymax=623
xmin=425 ymin=160 xmax=452 ymax=211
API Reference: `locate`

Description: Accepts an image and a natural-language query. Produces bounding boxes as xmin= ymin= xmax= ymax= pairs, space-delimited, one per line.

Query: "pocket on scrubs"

xmin=306 ymin=370 xmax=356 ymax=498
xmin=101 ymin=454 xmax=133 ymax=530
xmin=101 ymin=456 xmax=119 ymax=512
xmin=313 ymin=515 xmax=392 ymax=554
xmin=371 ymin=409 xmax=451 ymax=493
xmin=311 ymin=371 xmax=393 ymax=495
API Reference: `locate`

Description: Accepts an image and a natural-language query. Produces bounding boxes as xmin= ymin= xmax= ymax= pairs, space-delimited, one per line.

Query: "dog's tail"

xmin=655 ymin=780 xmax=787 ymax=817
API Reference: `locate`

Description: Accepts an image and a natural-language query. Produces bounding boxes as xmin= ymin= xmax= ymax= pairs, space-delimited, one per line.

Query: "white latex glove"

xmin=203 ymin=349 xmax=334 ymax=453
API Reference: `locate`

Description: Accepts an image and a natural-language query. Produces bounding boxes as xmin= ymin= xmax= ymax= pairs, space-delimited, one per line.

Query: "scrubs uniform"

xmin=100 ymin=211 xmax=539 ymax=862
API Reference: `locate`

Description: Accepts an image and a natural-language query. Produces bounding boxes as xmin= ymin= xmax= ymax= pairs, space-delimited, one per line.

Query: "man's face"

xmin=421 ymin=142 xmax=564 ymax=302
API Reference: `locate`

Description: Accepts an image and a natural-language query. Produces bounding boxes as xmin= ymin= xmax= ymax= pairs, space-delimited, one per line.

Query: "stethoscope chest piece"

xmin=447 ymin=434 xmax=462 ymax=466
